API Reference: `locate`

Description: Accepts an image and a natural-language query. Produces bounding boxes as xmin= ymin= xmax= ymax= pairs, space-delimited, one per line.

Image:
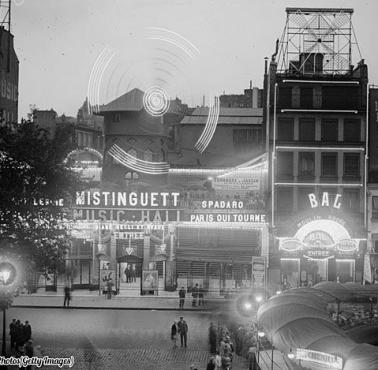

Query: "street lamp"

xmin=0 ymin=261 xmax=18 ymax=356
xmin=257 ymin=330 xmax=265 ymax=363
xmin=288 ymin=348 xmax=295 ymax=360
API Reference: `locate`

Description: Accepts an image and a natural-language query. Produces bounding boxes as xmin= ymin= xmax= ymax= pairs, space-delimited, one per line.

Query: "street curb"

xmin=11 ymin=305 xmax=215 ymax=312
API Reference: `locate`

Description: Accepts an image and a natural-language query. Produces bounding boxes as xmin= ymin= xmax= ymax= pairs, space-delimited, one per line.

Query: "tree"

xmin=0 ymin=122 xmax=82 ymax=274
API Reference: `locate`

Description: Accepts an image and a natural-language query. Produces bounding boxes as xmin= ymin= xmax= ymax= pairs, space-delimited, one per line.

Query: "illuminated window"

xmin=344 ymin=153 xmax=360 ymax=178
xmin=321 ymin=153 xmax=337 ymax=178
xmin=298 ymin=152 xmax=315 ymax=179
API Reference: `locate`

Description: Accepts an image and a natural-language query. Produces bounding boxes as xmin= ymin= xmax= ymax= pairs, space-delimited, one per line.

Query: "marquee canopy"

xmin=257 ymin=283 xmax=378 ymax=370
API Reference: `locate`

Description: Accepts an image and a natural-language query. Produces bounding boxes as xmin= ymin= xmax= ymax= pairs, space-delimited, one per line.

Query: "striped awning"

xmin=176 ymin=225 xmax=260 ymax=263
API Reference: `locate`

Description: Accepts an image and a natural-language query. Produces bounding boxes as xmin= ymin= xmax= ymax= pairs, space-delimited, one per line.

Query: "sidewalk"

xmin=258 ymin=349 xmax=290 ymax=370
xmin=12 ymin=290 xmax=230 ymax=311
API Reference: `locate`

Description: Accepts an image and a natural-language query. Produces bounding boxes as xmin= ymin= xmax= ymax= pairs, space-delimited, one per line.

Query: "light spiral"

xmin=143 ymin=86 xmax=170 ymax=117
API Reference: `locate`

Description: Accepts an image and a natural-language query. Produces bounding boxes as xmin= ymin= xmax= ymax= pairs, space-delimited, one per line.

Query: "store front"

xmin=277 ymin=192 xmax=364 ymax=289
xmin=176 ymin=212 xmax=269 ymax=296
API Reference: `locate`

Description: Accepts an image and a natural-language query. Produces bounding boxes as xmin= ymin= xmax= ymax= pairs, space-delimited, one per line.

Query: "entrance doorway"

xmin=117 ymin=255 xmax=143 ymax=296
xmin=306 ymin=259 xmax=328 ymax=285
xmin=336 ymin=259 xmax=355 ymax=282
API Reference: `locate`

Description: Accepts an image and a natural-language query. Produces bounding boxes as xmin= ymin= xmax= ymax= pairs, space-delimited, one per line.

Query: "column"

xmin=143 ymin=235 xmax=150 ymax=270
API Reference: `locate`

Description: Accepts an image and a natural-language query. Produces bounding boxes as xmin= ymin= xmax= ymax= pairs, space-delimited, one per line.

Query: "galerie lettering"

xmin=76 ymin=191 xmax=180 ymax=207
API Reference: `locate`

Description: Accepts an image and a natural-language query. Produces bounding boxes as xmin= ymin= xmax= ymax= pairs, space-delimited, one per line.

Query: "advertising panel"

xmin=142 ymin=270 xmax=159 ymax=291
xmin=252 ymin=256 xmax=266 ymax=289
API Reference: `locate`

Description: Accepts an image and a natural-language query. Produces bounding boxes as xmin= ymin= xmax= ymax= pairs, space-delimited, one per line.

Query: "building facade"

xmin=267 ymin=7 xmax=368 ymax=292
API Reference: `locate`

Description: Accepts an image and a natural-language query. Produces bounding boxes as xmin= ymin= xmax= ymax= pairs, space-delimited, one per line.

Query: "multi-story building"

xmin=219 ymin=83 xmax=263 ymax=109
xmin=267 ymin=8 xmax=368 ymax=292
xmin=0 ymin=26 xmax=18 ymax=125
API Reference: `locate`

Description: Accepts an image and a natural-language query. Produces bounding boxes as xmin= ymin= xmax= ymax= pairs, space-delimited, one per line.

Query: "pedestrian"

xmin=177 ymin=316 xmax=188 ymax=348
xmin=131 ymin=266 xmax=136 ymax=282
xmin=9 ymin=318 xmax=16 ymax=350
xmin=214 ymin=350 xmax=222 ymax=370
xmin=179 ymin=286 xmax=186 ymax=310
xmin=15 ymin=321 xmax=26 ymax=353
xmin=248 ymin=346 xmax=258 ymax=370
xmin=192 ymin=283 xmax=199 ymax=307
xmin=64 ymin=285 xmax=71 ymax=308
xmin=171 ymin=321 xmax=178 ymax=349
xmin=25 ymin=340 xmax=33 ymax=370
xmin=24 ymin=321 xmax=32 ymax=341
xmin=199 ymin=285 xmax=205 ymax=306
xmin=206 ymin=357 xmax=216 ymax=370
xmin=209 ymin=322 xmax=217 ymax=354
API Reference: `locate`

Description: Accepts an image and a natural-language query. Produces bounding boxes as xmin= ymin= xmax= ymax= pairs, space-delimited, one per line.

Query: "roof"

xmin=99 ymin=88 xmax=187 ymax=115
xmin=100 ymin=88 xmax=145 ymax=113
xmin=180 ymin=107 xmax=263 ymax=125
xmin=257 ymin=283 xmax=378 ymax=370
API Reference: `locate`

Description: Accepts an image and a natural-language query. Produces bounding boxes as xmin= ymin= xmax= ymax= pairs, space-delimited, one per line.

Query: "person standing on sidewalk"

xmin=179 ymin=287 xmax=186 ymax=309
xmin=64 ymin=285 xmax=71 ymax=308
xmin=192 ymin=284 xmax=199 ymax=307
xmin=171 ymin=321 xmax=178 ymax=349
xmin=199 ymin=285 xmax=205 ymax=306
xmin=24 ymin=321 xmax=32 ymax=341
xmin=9 ymin=318 xmax=16 ymax=350
xmin=177 ymin=316 xmax=188 ymax=348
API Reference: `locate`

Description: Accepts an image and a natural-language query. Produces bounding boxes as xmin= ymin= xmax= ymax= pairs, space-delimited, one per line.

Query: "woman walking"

xmin=171 ymin=321 xmax=178 ymax=349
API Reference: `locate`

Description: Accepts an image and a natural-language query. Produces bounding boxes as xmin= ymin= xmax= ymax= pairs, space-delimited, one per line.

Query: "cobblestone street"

xmin=33 ymin=347 xmax=248 ymax=370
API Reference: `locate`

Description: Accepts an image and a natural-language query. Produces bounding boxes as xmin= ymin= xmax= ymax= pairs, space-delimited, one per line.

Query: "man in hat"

xmin=177 ymin=316 xmax=188 ymax=348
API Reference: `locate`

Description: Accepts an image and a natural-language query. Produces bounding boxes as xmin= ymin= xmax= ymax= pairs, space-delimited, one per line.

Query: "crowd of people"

xmin=178 ymin=284 xmax=206 ymax=310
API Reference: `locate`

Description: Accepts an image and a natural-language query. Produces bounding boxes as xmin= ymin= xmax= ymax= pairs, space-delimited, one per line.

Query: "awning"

xmin=176 ymin=225 xmax=260 ymax=263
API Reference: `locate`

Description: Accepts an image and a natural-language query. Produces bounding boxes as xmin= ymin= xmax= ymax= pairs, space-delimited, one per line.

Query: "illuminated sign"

xmin=75 ymin=191 xmax=180 ymax=208
xmin=201 ymin=200 xmax=244 ymax=209
xmin=73 ymin=208 xmax=182 ymax=222
xmin=279 ymin=218 xmax=360 ymax=257
xmin=189 ymin=213 xmax=266 ymax=223
xmin=296 ymin=348 xmax=343 ymax=369
xmin=308 ymin=192 xmax=341 ymax=209
xmin=113 ymin=232 xmax=144 ymax=240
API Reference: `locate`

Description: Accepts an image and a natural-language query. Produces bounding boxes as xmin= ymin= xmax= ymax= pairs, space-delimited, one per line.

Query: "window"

xmin=321 ymin=119 xmax=338 ymax=141
xmin=299 ymin=118 xmax=315 ymax=141
xmin=372 ymin=234 xmax=378 ymax=253
xmin=277 ymin=188 xmax=293 ymax=213
xmin=277 ymin=152 xmax=293 ymax=180
xmin=278 ymin=87 xmax=292 ymax=108
xmin=343 ymin=189 xmax=360 ymax=211
xmin=321 ymin=153 xmax=337 ymax=177
xmin=298 ymin=152 xmax=315 ymax=179
xmin=127 ymin=148 xmax=137 ymax=164
xmin=144 ymin=149 xmax=153 ymax=162
xmin=124 ymin=171 xmax=139 ymax=185
xmin=344 ymin=153 xmax=360 ymax=178
xmin=233 ymin=128 xmax=262 ymax=152
xmin=300 ymin=87 xmax=313 ymax=109
xmin=277 ymin=118 xmax=294 ymax=141
xmin=344 ymin=119 xmax=360 ymax=142
xmin=372 ymin=197 xmax=378 ymax=219
xmin=113 ymin=113 xmax=121 ymax=122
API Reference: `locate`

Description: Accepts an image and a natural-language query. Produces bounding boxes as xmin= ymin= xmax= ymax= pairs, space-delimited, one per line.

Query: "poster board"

xmin=252 ymin=256 xmax=266 ymax=290
xmin=142 ymin=270 xmax=158 ymax=292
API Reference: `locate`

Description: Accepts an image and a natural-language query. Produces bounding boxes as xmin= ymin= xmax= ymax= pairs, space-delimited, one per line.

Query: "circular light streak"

xmin=143 ymin=86 xmax=170 ymax=117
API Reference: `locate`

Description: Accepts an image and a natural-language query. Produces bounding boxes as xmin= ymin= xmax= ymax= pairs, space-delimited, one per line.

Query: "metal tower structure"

xmin=276 ymin=8 xmax=362 ymax=75
xmin=0 ymin=0 xmax=10 ymax=32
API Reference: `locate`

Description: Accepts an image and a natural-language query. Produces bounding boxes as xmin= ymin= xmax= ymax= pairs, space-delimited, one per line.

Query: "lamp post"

xmin=0 ymin=262 xmax=17 ymax=356
xmin=257 ymin=330 xmax=265 ymax=363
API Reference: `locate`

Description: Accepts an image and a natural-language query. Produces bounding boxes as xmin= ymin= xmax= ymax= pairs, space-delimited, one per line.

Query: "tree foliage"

xmin=0 ymin=122 xmax=82 ymax=272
